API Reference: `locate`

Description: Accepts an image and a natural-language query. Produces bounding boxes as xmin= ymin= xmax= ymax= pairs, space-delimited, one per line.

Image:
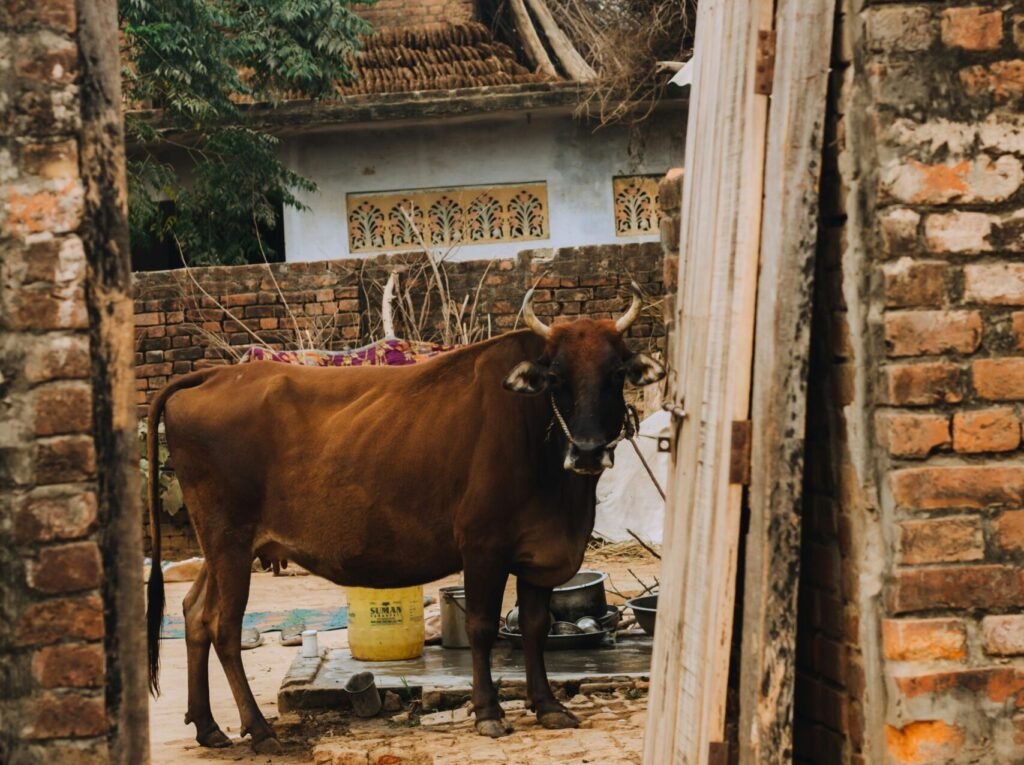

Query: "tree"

xmin=120 ymin=0 xmax=372 ymax=266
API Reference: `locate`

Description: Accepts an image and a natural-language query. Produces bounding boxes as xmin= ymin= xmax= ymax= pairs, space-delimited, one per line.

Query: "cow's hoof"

xmin=475 ymin=718 xmax=513 ymax=738
xmin=538 ymin=710 xmax=580 ymax=730
xmin=196 ymin=726 xmax=232 ymax=748
xmin=251 ymin=735 xmax=282 ymax=755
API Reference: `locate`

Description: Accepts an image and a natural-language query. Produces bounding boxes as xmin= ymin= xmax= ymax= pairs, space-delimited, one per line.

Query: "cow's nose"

xmin=565 ymin=441 xmax=614 ymax=474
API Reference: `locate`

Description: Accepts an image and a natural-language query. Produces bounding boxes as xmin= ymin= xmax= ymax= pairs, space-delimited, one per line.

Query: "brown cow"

xmin=146 ymin=286 xmax=665 ymax=753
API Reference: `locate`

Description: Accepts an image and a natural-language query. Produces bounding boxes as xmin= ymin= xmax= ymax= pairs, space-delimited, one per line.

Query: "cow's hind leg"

xmin=206 ymin=547 xmax=280 ymax=754
xmin=183 ymin=566 xmax=231 ymax=747
xmin=517 ymin=579 xmax=579 ymax=729
xmin=464 ymin=554 xmax=512 ymax=738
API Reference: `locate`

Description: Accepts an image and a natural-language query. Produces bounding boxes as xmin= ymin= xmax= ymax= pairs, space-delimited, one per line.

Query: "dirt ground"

xmin=150 ymin=545 xmax=659 ymax=764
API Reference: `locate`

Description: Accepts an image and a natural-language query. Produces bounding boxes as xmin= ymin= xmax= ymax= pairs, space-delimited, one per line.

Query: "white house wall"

xmin=280 ymin=108 xmax=685 ymax=262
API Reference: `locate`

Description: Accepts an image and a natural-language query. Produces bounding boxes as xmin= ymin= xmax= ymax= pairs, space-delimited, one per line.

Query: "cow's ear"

xmin=503 ymin=361 xmax=549 ymax=395
xmin=626 ymin=353 xmax=665 ymax=386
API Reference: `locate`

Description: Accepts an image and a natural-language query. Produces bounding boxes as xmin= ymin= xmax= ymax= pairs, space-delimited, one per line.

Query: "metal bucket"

xmin=440 ymin=586 xmax=470 ymax=648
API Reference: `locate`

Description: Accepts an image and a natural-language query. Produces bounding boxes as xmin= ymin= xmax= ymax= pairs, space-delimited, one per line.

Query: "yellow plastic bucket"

xmin=346 ymin=586 xmax=425 ymax=661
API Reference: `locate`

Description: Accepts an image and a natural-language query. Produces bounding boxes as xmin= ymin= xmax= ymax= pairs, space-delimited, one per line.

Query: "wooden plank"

xmin=737 ymin=1 xmax=836 ymax=764
xmin=508 ymin=0 xmax=558 ymax=78
xmin=525 ymin=0 xmax=597 ymax=82
xmin=642 ymin=0 xmax=773 ymax=762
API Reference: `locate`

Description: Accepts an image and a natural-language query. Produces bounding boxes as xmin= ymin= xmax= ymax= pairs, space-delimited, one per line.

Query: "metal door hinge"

xmin=708 ymin=741 xmax=732 ymax=765
xmin=729 ymin=420 xmax=752 ymax=485
xmin=755 ymin=29 xmax=776 ymax=95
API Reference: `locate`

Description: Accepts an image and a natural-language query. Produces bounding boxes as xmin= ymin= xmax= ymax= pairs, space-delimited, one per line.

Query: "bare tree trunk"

xmin=525 ymin=0 xmax=597 ymax=82
xmin=508 ymin=0 xmax=558 ymax=78
xmin=77 ymin=1 xmax=149 ymax=762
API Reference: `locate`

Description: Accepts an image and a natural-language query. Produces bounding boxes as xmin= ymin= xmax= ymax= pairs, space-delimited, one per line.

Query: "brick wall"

xmin=132 ymin=244 xmax=665 ymax=414
xmin=357 ymin=0 xmax=476 ymax=30
xmin=1 ymin=4 xmax=112 ymax=763
xmin=803 ymin=1 xmax=1024 ymax=763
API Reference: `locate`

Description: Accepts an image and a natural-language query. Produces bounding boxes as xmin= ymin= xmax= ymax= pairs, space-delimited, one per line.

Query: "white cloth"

xmin=594 ymin=411 xmax=670 ymax=545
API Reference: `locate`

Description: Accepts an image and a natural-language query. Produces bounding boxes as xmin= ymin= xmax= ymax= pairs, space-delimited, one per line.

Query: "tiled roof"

xmin=337 ymin=22 xmax=559 ymax=96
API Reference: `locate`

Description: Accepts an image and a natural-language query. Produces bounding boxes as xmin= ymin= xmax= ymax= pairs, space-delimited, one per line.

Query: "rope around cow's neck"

xmin=548 ymin=396 xmax=666 ymax=500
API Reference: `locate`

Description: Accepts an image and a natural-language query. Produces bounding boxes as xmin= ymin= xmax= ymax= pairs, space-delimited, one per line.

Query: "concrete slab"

xmin=279 ymin=636 xmax=653 ymax=713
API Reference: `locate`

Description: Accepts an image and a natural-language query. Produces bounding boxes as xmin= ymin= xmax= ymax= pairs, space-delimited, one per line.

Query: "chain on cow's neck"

xmin=547 ymin=395 xmax=637 ymax=448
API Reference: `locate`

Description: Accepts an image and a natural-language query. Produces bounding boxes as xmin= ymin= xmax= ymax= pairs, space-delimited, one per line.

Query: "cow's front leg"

xmin=517 ymin=578 xmax=579 ymax=729
xmin=463 ymin=554 xmax=512 ymax=738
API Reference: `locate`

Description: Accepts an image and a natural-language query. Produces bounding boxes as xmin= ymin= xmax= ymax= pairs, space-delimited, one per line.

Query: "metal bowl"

xmin=550 ymin=570 xmax=609 ymax=623
xmin=626 ymin=594 xmax=658 ymax=635
xmin=576 ymin=616 xmax=601 ymax=633
xmin=598 ymin=606 xmax=621 ymax=631
xmin=551 ymin=621 xmax=584 ymax=636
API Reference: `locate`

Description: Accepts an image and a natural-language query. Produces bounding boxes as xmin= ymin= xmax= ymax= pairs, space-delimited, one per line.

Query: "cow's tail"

xmin=146 ymin=370 xmax=213 ymax=696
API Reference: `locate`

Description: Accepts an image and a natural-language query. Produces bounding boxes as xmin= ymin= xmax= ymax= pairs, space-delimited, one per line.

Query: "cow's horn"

xmin=522 ymin=288 xmax=552 ymax=338
xmin=615 ymin=282 xmax=643 ymax=333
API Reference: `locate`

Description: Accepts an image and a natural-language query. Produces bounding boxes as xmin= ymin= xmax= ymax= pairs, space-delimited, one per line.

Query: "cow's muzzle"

xmin=564 ymin=440 xmax=616 ymax=475
xmin=550 ymin=396 xmax=630 ymax=475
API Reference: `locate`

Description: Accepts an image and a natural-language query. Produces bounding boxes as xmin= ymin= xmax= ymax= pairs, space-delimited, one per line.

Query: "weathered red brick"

xmin=879 ymin=208 xmax=921 ymax=257
xmin=982 ymin=615 xmax=1024 ymax=656
xmin=22 ymin=140 xmax=79 ymax=181
xmin=898 ymin=516 xmax=984 ymax=564
xmin=5 ymin=0 xmax=77 ymax=32
xmin=14 ymin=594 xmax=105 ymax=646
xmin=890 ymin=565 xmax=1024 ymax=613
xmin=883 ymin=156 xmax=1023 ymax=205
xmin=884 ymin=310 xmax=981 ymax=356
xmin=892 ymin=465 xmax=1024 ymax=510
xmin=965 ymin=263 xmax=1024 ymax=305
xmin=35 ymin=436 xmax=96 ymax=484
xmin=33 ymin=383 xmax=92 ymax=436
xmin=24 ymin=334 xmax=91 ymax=383
xmin=961 ymin=60 xmax=1024 ymax=102
xmin=7 ymin=286 xmax=88 ymax=330
xmin=22 ymin=693 xmax=106 ymax=739
xmin=881 ymin=259 xmax=948 ymax=308
xmin=924 ymin=210 xmax=993 ymax=254
xmin=32 ymin=643 xmax=105 ymax=688
xmin=886 ymin=720 xmax=965 ymax=765
xmin=941 ymin=7 xmax=1003 ymax=50
xmin=994 ymin=510 xmax=1024 ymax=552
xmin=894 ymin=667 xmax=1024 ymax=704
xmin=952 ymin=407 xmax=1021 ymax=453
xmin=1013 ymin=313 xmax=1024 ymax=351
xmin=658 ymin=167 xmax=684 ymax=211
xmin=14 ymin=489 xmax=97 ymax=543
xmin=877 ymin=412 xmax=950 ymax=458
xmin=973 ymin=358 xmax=1024 ymax=400
xmin=883 ymin=362 xmax=963 ymax=405
xmin=882 ymin=618 xmax=967 ymax=662
xmin=866 ymin=6 xmax=936 ymax=52
xmin=27 ymin=542 xmax=103 ymax=594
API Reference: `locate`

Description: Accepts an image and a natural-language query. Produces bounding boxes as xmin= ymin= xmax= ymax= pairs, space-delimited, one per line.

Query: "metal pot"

xmin=440 ymin=586 xmax=470 ymax=648
xmin=550 ymin=570 xmax=608 ymax=623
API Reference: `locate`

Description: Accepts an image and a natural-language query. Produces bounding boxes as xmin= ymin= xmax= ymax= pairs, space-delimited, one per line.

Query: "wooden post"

xmin=738 ymin=1 xmax=835 ymax=763
xmin=642 ymin=1 xmax=773 ymax=763
xmin=78 ymin=1 xmax=150 ymax=762
xmin=524 ymin=0 xmax=597 ymax=82
xmin=508 ymin=0 xmax=559 ymax=78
